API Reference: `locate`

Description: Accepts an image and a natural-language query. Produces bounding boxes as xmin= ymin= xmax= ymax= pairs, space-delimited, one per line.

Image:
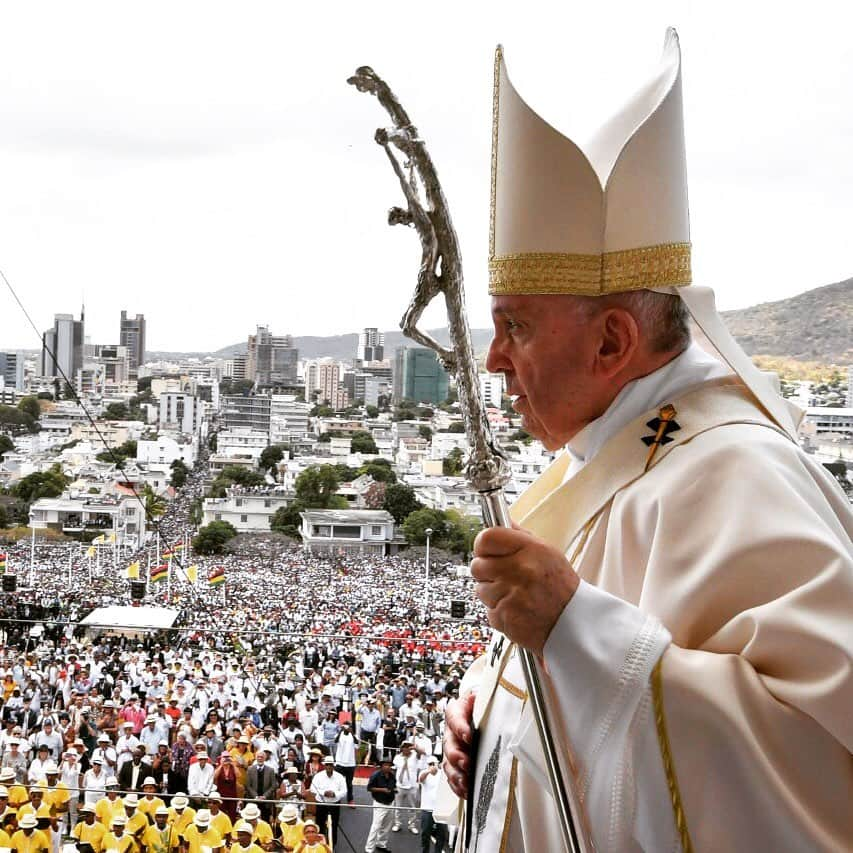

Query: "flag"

xmin=162 ymin=550 xmax=174 ymax=560
xmin=150 ymin=564 xmax=168 ymax=583
xmin=209 ymin=567 xmax=225 ymax=587
xmin=126 ymin=562 xmax=140 ymax=579
xmin=0 ymin=554 xmax=5 ymax=575
xmin=107 ymin=533 xmax=116 ymax=543
xmin=92 ymin=534 xmax=106 ymax=545
xmin=187 ymin=565 xmax=198 ymax=584
xmin=173 ymin=543 xmax=185 ymax=551
xmin=86 ymin=546 xmax=96 ymax=558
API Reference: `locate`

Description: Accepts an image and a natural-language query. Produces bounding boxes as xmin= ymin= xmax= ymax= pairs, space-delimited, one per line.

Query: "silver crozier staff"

xmin=348 ymin=66 xmax=590 ymax=853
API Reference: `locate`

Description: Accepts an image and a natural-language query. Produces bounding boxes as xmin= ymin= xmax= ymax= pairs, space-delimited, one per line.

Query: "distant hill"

xmin=720 ymin=279 xmax=852 ymax=363
xmin=147 ymin=280 xmax=852 ymax=367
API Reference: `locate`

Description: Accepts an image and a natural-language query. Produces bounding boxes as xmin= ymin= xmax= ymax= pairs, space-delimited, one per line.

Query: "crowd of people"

xmin=0 ymin=447 xmax=486 ymax=851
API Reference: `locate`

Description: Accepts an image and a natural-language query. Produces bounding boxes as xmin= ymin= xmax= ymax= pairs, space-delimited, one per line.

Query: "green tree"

xmin=17 ymin=397 xmax=41 ymax=420
xmin=358 ymin=460 xmax=396 ymax=484
xmin=104 ymin=402 xmax=130 ymax=420
xmin=445 ymin=422 xmax=466 ymax=434
xmin=510 ymin=428 xmax=531 ymax=444
xmin=193 ymin=520 xmax=238 ymax=554
xmin=350 ymin=431 xmax=378 ymax=454
xmin=0 ymin=405 xmax=38 ymax=435
xmin=13 ymin=464 xmax=68 ymax=504
xmin=418 ymin=425 xmax=433 ymax=441
xmin=443 ymin=509 xmax=482 ymax=559
xmin=189 ymin=497 xmax=203 ymax=526
xmin=383 ymin=483 xmax=423 ymax=524
xmin=0 ymin=505 xmax=7 ymax=528
xmin=365 ymin=405 xmax=379 ymax=418
xmin=402 ymin=508 xmax=448 ymax=545
xmin=142 ymin=484 xmax=167 ymax=527
xmin=310 ymin=404 xmax=334 ymax=417
xmin=0 ymin=434 xmax=14 ymax=456
xmin=443 ymin=447 xmax=465 ymax=476
xmin=170 ymin=459 xmax=189 ymax=489
xmin=96 ymin=440 xmax=137 ymax=465
xmin=295 ymin=465 xmax=347 ymax=508
xmin=270 ymin=504 xmax=304 ymax=540
xmin=333 ymin=464 xmax=360 ymax=483
xmin=259 ymin=444 xmax=287 ymax=472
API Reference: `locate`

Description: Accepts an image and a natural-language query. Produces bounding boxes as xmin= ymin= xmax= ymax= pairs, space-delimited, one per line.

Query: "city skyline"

xmin=0 ymin=4 xmax=851 ymax=352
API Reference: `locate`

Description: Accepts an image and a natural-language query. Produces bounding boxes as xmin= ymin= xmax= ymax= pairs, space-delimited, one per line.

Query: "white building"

xmin=216 ymin=428 xmax=269 ymax=463
xmin=270 ymin=395 xmax=311 ymax=444
xmin=299 ymin=509 xmax=402 ymax=556
xmin=202 ymin=488 xmax=291 ymax=532
xmin=801 ymin=407 xmax=853 ymax=441
xmin=29 ymin=492 xmax=146 ymax=549
xmin=479 ymin=372 xmax=505 ymax=408
xmin=136 ymin=434 xmax=197 ymax=468
xmin=159 ymin=392 xmax=204 ymax=435
xmin=431 ymin=431 xmax=469 ymax=460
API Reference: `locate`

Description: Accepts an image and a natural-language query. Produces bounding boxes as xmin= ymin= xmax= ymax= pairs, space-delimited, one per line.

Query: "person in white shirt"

xmin=27 ymin=744 xmax=52 ymax=784
xmin=419 ymin=757 xmax=449 ymax=853
xmin=82 ymin=757 xmax=107 ymax=806
xmin=333 ymin=723 xmax=357 ymax=805
xmin=186 ymin=751 xmax=214 ymax=804
xmin=309 ymin=757 xmax=346 ymax=848
xmin=115 ymin=722 xmax=139 ymax=770
xmin=91 ymin=734 xmax=118 ymax=774
xmin=392 ymin=741 xmax=420 ymax=834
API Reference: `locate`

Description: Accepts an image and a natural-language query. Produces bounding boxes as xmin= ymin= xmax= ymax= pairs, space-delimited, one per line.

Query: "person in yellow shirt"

xmin=141 ymin=807 xmax=179 ymax=853
xmin=121 ymin=796 xmax=148 ymax=844
xmin=137 ymin=780 xmax=164 ymax=823
xmin=292 ymin=821 xmax=330 ymax=853
xmin=166 ymin=796 xmax=195 ymax=837
xmin=41 ymin=765 xmax=70 ymax=829
xmin=0 ymin=824 xmax=11 ymax=847
xmin=276 ymin=806 xmax=304 ymax=853
xmin=227 ymin=739 xmax=254 ymax=797
xmin=34 ymin=804 xmax=58 ymax=853
xmin=204 ymin=794 xmax=231 ymax=842
xmin=180 ymin=810 xmax=222 ymax=853
xmin=101 ymin=815 xmax=137 ymax=853
xmin=237 ymin=805 xmax=272 ymax=849
xmin=10 ymin=813 xmax=50 ymax=853
xmin=230 ymin=822 xmax=263 ymax=853
xmin=95 ymin=781 xmax=125 ymax=829
xmin=15 ymin=786 xmax=45 ymax=822
xmin=72 ymin=805 xmax=106 ymax=853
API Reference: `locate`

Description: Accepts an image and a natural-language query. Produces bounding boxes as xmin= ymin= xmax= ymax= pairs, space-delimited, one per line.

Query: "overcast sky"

xmin=0 ymin=1 xmax=850 ymax=352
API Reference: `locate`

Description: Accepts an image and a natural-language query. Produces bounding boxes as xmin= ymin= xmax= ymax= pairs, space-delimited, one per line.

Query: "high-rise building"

xmin=479 ymin=372 xmax=505 ymax=408
xmin=317 ymin=361 xmax=348 ymax=410
xmin=119 ymin=311 xmax=146 ymax=378
xmin=41 ymin=309 xmax=85 ymax=380
xmin=246 ymin=326 xmax=298 ymax=388
xmin=0 ymin=352 xmax=25 ymax=391
xmin=393 ymin=346 xmax=449 ymax=404
xmin=357 ymin=327 xmax=385 ymax=362
xmin=223 ymin=354 xmax=247 ymax=381
xmin=221 ymin=394 xmax=272 ymax=435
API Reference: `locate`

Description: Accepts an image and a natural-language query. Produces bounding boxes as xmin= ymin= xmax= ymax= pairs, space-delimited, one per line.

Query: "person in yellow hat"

xmin=10 ymin=813 xmax=49 ymax=853
xmin=235 ymin=805 xmax=271 ymax=849
xmin=101 ymin=814 xmax=136 ymax=853
xmin=71 ymin=805 xmax=106 ymax=853
xmin=438 ymin=29 xmax=853 ymax=853
xmin=14 ymin=785 xmax=45 ymax=822
xmin=140 ymin=807 xmax=179 ymax=853
xmin=40 ymin=764 xmax=69 ymax=836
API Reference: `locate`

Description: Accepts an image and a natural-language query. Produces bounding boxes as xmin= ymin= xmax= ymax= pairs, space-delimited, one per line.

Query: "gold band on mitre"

xmin=488 ymin=242 xmax=692 ymax=296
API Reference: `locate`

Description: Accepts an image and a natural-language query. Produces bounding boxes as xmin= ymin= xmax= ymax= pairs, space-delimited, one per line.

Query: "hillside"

xmin=720 ymin=278 xmax=852 ymax=363
xmin=147 ymin=279 xmax=851 ymax=368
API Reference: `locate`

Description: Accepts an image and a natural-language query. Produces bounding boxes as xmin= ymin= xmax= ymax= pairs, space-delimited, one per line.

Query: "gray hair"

xmin=576 ymin=290 xmax=691 ymax=354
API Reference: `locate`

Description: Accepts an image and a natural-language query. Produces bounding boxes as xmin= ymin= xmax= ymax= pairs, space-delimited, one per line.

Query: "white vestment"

xmin=440 ymin=350 xmax=853 ymax=852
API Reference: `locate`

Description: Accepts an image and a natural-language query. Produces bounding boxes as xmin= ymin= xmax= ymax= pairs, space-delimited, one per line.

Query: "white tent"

xmin=79 ymin=606 xmax=179 ymax=638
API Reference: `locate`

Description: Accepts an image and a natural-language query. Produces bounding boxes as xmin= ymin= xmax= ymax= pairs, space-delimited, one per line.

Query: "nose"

xmin=485 ymin=334 xmax=510 ymax=375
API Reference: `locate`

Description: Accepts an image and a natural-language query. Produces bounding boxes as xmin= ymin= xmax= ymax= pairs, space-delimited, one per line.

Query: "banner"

xmin=127 ymin=562 xmax=140 ymax=579
xmin=150 ymin=564 xmax=168 ymax=583
xmin=209 ymin=567 xmax=226 ymax=587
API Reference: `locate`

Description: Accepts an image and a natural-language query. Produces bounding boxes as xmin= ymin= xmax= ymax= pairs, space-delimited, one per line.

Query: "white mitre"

xmin=489 ymin=28 xmax=802 ymax=439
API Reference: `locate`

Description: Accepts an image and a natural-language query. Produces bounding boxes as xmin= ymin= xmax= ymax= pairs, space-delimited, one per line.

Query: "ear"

xmin=594 ymin=308 xmax=639 ymax=379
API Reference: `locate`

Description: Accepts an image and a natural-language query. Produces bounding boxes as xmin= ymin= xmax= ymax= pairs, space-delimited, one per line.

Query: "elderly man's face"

xmin=486 ymin=294 xmax=605 ymax=449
